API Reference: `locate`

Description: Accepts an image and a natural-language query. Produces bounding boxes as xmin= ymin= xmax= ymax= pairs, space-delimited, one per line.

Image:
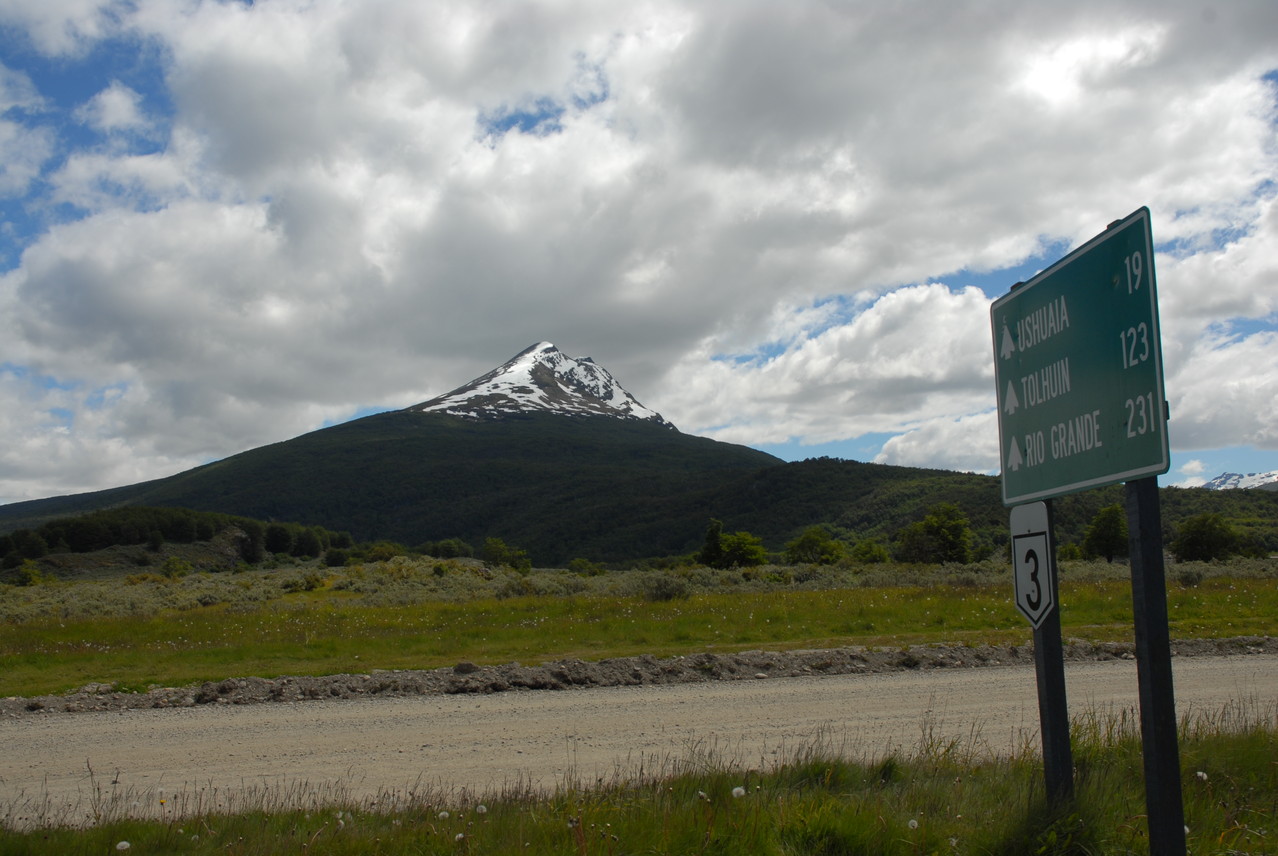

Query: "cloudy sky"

xmin=1 ymin=0 xmax=1276 ymax=506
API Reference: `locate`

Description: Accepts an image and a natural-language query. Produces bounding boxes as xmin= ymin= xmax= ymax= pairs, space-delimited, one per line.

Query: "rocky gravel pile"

xmin=4 ymin=636 xmax=1273 ymax=718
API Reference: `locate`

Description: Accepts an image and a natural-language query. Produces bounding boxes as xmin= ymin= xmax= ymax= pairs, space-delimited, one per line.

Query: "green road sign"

xmin=991 ymin=207 xmax=1169 ymax=505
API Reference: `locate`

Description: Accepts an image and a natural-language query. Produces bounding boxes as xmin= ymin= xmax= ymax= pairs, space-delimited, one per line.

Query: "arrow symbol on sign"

xmin=1004 ymin=380 xmax=1020 ymax=415
xmin=1000 ymin=325 xmax=1016 ymax=360
xmin=1006 ymin=438 xmax=1024 ymax=472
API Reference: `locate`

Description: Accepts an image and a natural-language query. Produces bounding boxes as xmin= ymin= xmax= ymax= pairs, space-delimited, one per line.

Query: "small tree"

xmin=237 ymin=520 xmax=265 ymax=563
xmin=848 ymin=539 xmax=890 ymax=563
xmin=784 ymin=526 xmax=846 ymax=565
xmin=1172 ymin=513 xmax=1235 ymax=562
xmin=481 ymin=537 xmax=531 ymax=571
xmin=432 ymin=537 xmax=474 ymax=559
xmin=1083 ymin=504 xmax=1128 ymax=562
xmin=696 ymin=519 xmax=725 ymax=568
xmin=720 ymin=531 xmax=768 ymax=568
xmin=264 ymin=523 xmax=294 ymax=555
xmin=291 ymin=528 xmax=323 ymax=559
xmin=894 ymin=503 xmax=973 ymax=564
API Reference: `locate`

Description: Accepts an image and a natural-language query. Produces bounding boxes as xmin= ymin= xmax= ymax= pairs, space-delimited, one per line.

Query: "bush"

xmin=481 ymin=537 xmax=531 ymax=571
xmin=641 ymin=572 xmax=691 ymax=602
xmin=848 ymin=539 xmax=890 ymax=564
xmin=568 ymin=557 xmax=604 ymax=575
xmin=12 ymin=560 xmax=52 ymax=586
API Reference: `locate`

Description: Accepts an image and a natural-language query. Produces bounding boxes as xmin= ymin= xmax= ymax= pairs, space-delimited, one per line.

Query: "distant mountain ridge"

xmin=406 ymin=342 xmax=672 ymax=427
xmin=3 ymin=344 xmax=1277 ymax=564
xmin=1201 ymin=471 xmax=1278 ymax=491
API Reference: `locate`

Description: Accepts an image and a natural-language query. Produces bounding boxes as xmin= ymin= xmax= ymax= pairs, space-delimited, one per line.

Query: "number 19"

xmin=1125 ymin=252 xmax=1143 ymax=294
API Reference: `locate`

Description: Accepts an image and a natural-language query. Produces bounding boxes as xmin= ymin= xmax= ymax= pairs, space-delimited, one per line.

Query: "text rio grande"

xmin=1022 ymin=409 xmax=1104 ymax=468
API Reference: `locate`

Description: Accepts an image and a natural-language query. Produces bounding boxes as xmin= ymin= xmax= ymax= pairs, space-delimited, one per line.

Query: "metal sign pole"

xmin=1125 ymin=476 xmax=1186 ymax=855
xmin=1011 ymin=500 xmax=1073 ymax=802
xmin=1031 ymin=500 xmax=1073 ymax=803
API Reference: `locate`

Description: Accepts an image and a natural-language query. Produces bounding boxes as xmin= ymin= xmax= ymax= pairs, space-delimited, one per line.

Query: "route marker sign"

xmin=990 ymin=207 xmax=1169 ymax=505
xmin=1010 ymin=502 xmax=1056 ymax=629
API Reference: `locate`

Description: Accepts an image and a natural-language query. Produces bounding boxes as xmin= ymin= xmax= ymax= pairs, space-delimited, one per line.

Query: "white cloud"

xmin=0 ymin=118 xmax=53 ymax=198
xmin=874 ymin=411 xmax=1000 ymax=473
xmin=658 ymin=283 xmax=996 ymax=445
xmin=1167 ymin=330 xmax=1278 ymax=451
xmin=0 ymin=0 xmax=126 ymax=56
xmin=1 ymin=0 xmax=1277 ymax=503
xmin=73 ymin=80 xmax=149 ymax=133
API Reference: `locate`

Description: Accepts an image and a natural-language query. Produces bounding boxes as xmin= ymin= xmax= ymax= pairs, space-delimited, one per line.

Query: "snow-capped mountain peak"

xmin=1200 ymin=470 xmax=1278 ymax=490
xmin=405 ymin=342 xmax=673 ymax=427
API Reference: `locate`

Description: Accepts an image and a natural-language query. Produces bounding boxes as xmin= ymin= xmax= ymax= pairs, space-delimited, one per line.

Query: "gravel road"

xmin=3 ymin=650 xmax=1274 ymax=827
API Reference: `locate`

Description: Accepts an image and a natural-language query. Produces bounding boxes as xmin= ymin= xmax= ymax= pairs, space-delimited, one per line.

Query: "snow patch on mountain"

xmin=1200 ymin=470 xmax=1278 ymax=490
xmin=406 ymin=342 xmax=673 ymax=427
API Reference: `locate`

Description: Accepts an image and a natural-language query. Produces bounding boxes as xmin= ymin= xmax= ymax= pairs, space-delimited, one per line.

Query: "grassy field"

xmin=2 ymin=556 xmax=1275 ymax=852
xmin=1 ymin=557 xmax=1276 ymax=697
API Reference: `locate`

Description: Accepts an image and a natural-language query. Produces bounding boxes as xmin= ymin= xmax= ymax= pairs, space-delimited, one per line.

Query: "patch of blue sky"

xmin=83 ymin=382 xmax=128 ymax=410
xmin=479 ymin=57 xmax=609 ymax=142
xmin=4 ymin=27 xmax=173 ymax=148
xmin=948 ymin=246 xmax=1068 ymax=301
xmin=0 ymin=362 xmax=79 ymax=391
xmin=0 ymin=28 xmax=173 ymax=266
xmin=753 ymin=432 xmax=900 ymax=464
xmin=710 ymin=341 xmax=789 ymax=366
xmin=568 ymin=53 xmax=609 ymax=110
xmin=479 ymin=97 xmax=566 ymax=139
xmin=1204 ymin=316 xmax=1278 ymax=343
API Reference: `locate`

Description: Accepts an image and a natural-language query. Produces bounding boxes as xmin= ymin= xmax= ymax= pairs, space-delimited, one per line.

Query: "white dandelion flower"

xmin=476 ymin=804 xmax=488 ymax=814
xmin=1196 ymin=771 xmax=1208 ymax=781
xmin=908 ymin=818 xmax=919 ymax=830
xmin=438 ymin=810 xmax=450 ymax=820
xmin=732 ymin=786 xmax=746 ymax=798
xmin=116 ymin=843 xmax=131 ymax=852
xmin=455 ymin=833 xmax=465 ymax=841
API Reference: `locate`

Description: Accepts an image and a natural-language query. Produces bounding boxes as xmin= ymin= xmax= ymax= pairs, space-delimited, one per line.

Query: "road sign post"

xmin=1010 ymin=501 xmax=1072 ymax=802
xmin=992 ymin=208 xmax=1182 ymax=855
xmin=1127 ymin=477 xmax=1186 ymax=854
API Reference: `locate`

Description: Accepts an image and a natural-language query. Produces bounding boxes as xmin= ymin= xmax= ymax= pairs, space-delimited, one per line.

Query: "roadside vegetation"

xmin=2 ymin=701 xmax=1274 ymax=854
xmin=1 ymin=503 xmax=1275 ymax=851
xmin=2 ymin=552 xmax=1275 ymax=698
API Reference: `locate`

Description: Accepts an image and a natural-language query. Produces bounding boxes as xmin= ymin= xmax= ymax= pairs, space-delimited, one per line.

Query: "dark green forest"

xmin=1 ymin=412 xmax=1275 ymax=567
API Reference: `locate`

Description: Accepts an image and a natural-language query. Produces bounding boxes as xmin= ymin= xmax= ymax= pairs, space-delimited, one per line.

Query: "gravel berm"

xmin=5 ymin=636 xmax=1274 ymax=718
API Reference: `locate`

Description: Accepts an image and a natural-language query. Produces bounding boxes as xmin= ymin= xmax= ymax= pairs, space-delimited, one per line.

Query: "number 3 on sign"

xmin=1022 ymin=548 xmax=1042 ymax=611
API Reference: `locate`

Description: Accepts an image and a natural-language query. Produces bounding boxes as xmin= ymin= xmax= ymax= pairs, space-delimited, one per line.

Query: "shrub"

xmin=481 ymin=537 xmax=531 ymax=571
xmin=161 ymin=556 xmax=192 ymax=578
xmin=848 ymin=539 xmax=890 ymax=564
xmin=641 ymin=572 xmax=691 ymax=602
xmin=568 ymin=557 xmax=604 ymax=575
